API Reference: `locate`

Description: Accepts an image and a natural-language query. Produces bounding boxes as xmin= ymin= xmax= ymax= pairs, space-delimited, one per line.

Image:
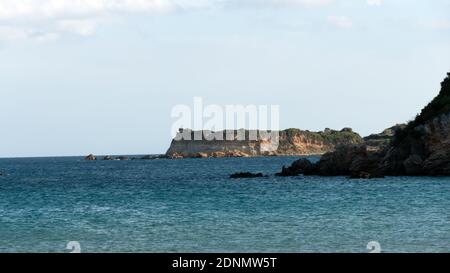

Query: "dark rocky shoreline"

xmin=276 ymin=145 xmax=387 ymax=179
xmin=230 ymin=172 xmax=267 ymax=179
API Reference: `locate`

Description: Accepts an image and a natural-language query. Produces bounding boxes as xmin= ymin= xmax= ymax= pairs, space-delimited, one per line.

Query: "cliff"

xmin=278 ymin=72 xmax=450 ymax=177
xmin=380 ymin=72 xmax=450 ymax=175
xmin=166 ymin=128 xmax=363 ymax=158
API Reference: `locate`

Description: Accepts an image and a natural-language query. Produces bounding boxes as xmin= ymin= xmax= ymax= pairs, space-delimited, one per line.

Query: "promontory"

xmin=165 ymin=127 xmax=363 ymax=158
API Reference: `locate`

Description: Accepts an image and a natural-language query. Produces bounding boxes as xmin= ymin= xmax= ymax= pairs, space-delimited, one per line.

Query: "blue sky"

xmin=0 ymin=0 xmax=449 ymax=157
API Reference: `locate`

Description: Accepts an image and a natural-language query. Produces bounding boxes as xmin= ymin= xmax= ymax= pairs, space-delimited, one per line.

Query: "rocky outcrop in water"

xmin=85 ymin=154 xmax=97 ymax=161
xmin=276 ymin=158 xmax=315 ymax=176
xmin=318 ymin=145 xmax=383 ymax=177
xmin=166 ymin=128 xmax=363 ymax=158
xmin=230 ymin=172 xmax=267 ymax=179
xmin=278 ymin=72 xmax=450 ymax=177
xmin=276 ymin=145 xmax=385 ymax=178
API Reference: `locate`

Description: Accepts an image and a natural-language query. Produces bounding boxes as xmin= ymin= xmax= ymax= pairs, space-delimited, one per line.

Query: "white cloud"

xmin=0 ymin=26 xmax=31 ymax=41
xmin=0 ymin=0 xmax=336 ymax=20
xmin=418 ymin=19 xmax=450 ymax=30
xmin=222 ymin=0 xmax=335 ymax=9
xmin=0 ymin=25 xmax=60 ymax=43
xmin=367 ymin=0 xmax=383 ymax=6
xmin=0 ymin=0 xmax=336 ymax=42
xmin=279 ymin=0 xmax=334 ymax=7
xmin=0 ymin=0 xmax=195 ymax=42
xmin=57 ymin=19 xmax=98 ymax=36
xmin=34 ymin=32 xmax=60 ymax=43
xmin=327 ymin=15 xmax=352 ymax=28
xmin=0 ymin=0 xmax=175 ymax=20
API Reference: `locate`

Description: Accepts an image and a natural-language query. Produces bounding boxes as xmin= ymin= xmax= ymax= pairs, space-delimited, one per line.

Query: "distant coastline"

xmin=164 ymin=128 xmax=363 ymax=159
xmin=83 ymin=153 xmax=319 ymax=161
xmin=83 ymin=127 xmax=364 ymax=161
xmin=83 ymin=126 xmax=392 ymax=161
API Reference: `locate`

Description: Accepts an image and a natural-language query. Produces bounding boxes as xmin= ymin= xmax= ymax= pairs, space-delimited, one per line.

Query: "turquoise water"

xmin=0 ymin=156 xmax=450 ymax=253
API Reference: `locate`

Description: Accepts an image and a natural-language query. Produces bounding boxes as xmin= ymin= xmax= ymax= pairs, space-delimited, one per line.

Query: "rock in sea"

xmin=85 ymin=154 xmax=97 ymax=161
xmin=230 ymin=172 xmax=266 ymax=179
xmin=276 ymin=158 xmax=314 ymax=176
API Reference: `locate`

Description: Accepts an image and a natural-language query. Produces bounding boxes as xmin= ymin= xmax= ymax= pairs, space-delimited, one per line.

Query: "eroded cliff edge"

xmin=278 ymin=72 xmax=450 ymax=177
xmin=166 ymin=128 xmax=363 ymax=158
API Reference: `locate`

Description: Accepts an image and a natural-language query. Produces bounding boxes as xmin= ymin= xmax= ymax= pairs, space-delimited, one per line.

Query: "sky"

xmin=0 ymin=0 xmax=449 ymax=157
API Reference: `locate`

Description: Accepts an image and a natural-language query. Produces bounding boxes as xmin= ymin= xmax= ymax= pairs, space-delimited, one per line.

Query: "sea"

xmin=0 ymin=156 xmax=450 ymax=253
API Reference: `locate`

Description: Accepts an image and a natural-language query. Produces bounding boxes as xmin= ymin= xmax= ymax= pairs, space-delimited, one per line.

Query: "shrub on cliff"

xmin=320 ymin=129 xmax=363 ymax=146
xmin=282 ymin=128 xmax=363 ymax=146
xmin=415 ymin=72 xmax=450 ymax=125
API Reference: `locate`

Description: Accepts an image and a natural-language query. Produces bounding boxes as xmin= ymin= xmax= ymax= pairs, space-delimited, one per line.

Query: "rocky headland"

xmin=277 ymin=72 xmax=450 ymax=178
xmin=165 ymin=128 xmax=363 ymax=159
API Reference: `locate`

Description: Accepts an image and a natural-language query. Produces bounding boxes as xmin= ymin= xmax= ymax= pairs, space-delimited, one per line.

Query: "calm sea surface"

xmin=0 ymin=156 xmax=450 ymax=253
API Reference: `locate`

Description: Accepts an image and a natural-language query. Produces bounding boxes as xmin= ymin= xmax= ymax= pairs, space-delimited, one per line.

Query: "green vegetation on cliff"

xmin=283 ymin=128 xmax=363 ymax=146
xmin=395 ymin=72 xmax=450 ymax=144
xmin=415 ymin=72 xmax=450 ymax=125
